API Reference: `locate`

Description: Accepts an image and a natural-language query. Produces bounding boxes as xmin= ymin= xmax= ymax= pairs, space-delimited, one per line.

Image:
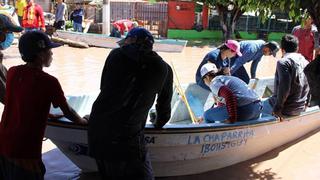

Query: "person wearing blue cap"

xmin=0 ymin=31 xmax=88 ymax=179
xmin=228 ymin=40 xmax=280 ymax=81
xmin=88 ymin=27 xmax=173 ymax=180
xmin=0 ymin=13 xmax=24 ymax=104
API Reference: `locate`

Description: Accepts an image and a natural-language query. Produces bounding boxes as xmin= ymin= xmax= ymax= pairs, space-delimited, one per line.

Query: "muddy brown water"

xmin=3 ymin=44 xmax=320 ymax=180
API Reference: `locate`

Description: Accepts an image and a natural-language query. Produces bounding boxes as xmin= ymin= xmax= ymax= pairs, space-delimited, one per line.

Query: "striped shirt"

xmin=209 ymin=75 xmax=260 ymax=122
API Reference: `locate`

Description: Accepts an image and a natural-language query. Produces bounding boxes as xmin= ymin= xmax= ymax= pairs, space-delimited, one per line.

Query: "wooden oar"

xmin=170 ymin=61 xmax=199 ymax=124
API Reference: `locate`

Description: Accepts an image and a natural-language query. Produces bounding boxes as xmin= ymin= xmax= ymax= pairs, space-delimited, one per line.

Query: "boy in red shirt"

xmin=0 ymin=31 xmax=88 ymax=179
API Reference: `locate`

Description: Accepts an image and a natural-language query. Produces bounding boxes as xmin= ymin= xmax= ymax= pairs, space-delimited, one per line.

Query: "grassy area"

xmin=168 ymin=29 xmax=284 ymax=47
xmin=268 ymin=32 xmax=287 ymax=41
xmin=187 ymin=39 xmax=223 ymax=47
xmin=168 ymin=29 xmax=224 ymax=40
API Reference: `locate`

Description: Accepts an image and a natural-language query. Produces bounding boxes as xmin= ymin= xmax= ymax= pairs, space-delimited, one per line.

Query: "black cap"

xmin=264 ymin=41 xmax=280 ymax=57
xmin=19 ymin=31 xmax=62 ymax=61
xmin=117 ymin=27 xmax=154 ymax=47
xmin=0 ymin=14 xmax=23 ymax=32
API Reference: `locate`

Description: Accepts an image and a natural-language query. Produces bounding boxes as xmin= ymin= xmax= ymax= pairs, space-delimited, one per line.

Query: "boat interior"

xmin=49 ymin=77 xmax=320 ymax=129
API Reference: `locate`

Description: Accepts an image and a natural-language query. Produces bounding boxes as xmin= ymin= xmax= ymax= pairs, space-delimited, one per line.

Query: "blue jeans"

xmin=110 ymin=27 xmax=121 ymax=38
xmin=204 ymin=101 xmax=262 ymax=123
xmin=232 ymin=66 xmax=250 ymax=84
xmin=250 ymin=57 xmax=262 ymax=79
xmin=24 ymin=28 xmax=41 ymax=32
xmin=73 ymin=22 xmax=82 ymax=32
xmin=262 ymin=98 xmax=273 ymax=115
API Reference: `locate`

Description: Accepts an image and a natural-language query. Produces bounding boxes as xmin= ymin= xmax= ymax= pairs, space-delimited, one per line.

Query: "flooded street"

xmin=3 ymin=44 xmax=277 ymax=95
xmin=4 ymin=44 xmax=320 ymax=180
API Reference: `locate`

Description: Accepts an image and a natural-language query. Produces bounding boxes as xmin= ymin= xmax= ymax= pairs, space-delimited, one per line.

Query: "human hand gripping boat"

xmin=45 ymin=77 xmax=320 ymax=177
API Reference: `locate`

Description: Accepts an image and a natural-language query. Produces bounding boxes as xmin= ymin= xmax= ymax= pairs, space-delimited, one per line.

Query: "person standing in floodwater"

xmin=0 ymin=31 xmax=87 ymax=179
xmin=70 ymin=3 xmax=84 ymax=32
xmin=0 ymin=14 xmax=24 ymax=104
xmin=292 ymin=15 xmax=319 ymax=62
xmin=22 ymin=0 xmax=46 ymax=32
xmin=88 ymin=27 xmax=173 ymax=180
xmin=54 ymin=0 xmax=67 ymax=30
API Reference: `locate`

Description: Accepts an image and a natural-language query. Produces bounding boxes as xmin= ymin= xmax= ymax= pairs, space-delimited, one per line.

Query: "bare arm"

xmin=59 ymin=102 xmax=88 ymax=125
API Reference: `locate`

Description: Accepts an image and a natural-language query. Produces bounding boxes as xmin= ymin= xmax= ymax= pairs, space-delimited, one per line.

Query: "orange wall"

xmin=168 ymin=1 xmax=195 ymax=29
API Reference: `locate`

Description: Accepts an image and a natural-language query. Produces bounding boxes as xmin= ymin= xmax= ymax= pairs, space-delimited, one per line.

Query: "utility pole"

xmin=102 ymin=0 xmax=110 ymax=34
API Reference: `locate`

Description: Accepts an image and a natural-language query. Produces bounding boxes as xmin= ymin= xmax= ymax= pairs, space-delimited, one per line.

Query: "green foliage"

xmin=200 ymin=0 xmax=303 ymax=22
xmin=195 ymin=0 xmax=320 ymax=39
xmin=65 ymin=20 xmax=73 ymax=30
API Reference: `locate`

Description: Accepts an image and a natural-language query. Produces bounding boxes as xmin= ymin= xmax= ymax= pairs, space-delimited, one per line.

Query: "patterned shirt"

xmin=22 ymin=2 xmax=45 ymax=29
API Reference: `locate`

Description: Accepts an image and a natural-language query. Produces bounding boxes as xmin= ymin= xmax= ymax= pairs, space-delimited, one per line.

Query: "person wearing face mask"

xmin=0 ymin=13 xmax=23 ymax=104
xmin=195 ymin=40 xmax=242 ymax=91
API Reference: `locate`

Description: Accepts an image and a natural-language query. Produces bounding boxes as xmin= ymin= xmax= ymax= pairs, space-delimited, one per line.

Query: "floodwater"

xmin=2 ymin=44 xmax=320 ymax=180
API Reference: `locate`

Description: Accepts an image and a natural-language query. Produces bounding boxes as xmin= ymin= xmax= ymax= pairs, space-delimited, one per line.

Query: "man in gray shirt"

xmin=54 ymin=0 xmax=67 ymax=30
xmin=262 ymin=34 xmax=310 ymax=119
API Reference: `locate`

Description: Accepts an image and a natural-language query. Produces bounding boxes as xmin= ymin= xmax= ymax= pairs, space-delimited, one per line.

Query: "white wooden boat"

xmin=54 ymin=30 xmax=188 ymax=53
xmin=45 ymin=78 xmax=320 ymax=177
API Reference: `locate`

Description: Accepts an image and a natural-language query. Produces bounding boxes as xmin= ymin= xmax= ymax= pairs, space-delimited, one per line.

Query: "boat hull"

xmin=45 ymin=108 xmax=320 ymax=177
xmin=55 ymin=30 xmax=188 ymax=53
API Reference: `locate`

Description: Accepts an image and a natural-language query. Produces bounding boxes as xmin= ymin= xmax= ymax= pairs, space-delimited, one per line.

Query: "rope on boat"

xmin=170 ymin=61 xmax=199 ymax=124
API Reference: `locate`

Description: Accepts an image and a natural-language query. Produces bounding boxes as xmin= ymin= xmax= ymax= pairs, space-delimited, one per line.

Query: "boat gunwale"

xmin=47 ymin=118 xmax=281 ymax=134
xmin=46 ymin=108 xmax=320 ymax=134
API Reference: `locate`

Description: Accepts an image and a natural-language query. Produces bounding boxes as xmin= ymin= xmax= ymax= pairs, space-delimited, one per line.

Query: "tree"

xmin=245 ymin=0 xmax=320 ymax=32
xmin=200 ymin=0 xmax=320 ymax=41
xmin=295 ymin=0 xmax=320 ymax=31
xmin=201 ymin=0 xmax=278 ymax=40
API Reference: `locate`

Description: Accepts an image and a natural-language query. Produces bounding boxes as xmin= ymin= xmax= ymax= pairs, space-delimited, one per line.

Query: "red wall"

xmin=202 ymin=5 xmax=209 ymax=29
xmin=168 ymin=1 xmax=195 ymax=29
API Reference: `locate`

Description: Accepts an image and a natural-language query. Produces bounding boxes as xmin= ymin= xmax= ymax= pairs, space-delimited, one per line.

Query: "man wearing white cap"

xmin=200 ymin=63 xmax=262 ymax=123
xmin=196 ymin=39 xmax=242 ymax=90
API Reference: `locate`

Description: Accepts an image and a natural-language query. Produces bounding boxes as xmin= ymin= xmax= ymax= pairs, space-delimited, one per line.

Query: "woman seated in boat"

xmin=200 ymin=63 xmax=263 ymax=123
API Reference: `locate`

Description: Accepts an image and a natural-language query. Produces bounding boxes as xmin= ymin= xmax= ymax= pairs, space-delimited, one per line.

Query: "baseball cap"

xmin=264 ymin=41 xmax=280 ymax=57
xmin=225 ymin=40 xmax=242 ymax=57
xmin=200 ymin=63 xmax=219 ymax=78
xmin=19 ymin=31 xmax=61 ymax=61
xmin=0 ymin=14 xmax=23 ymax=32
xmin=117 ymin=27 xmax=154 ymax=46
